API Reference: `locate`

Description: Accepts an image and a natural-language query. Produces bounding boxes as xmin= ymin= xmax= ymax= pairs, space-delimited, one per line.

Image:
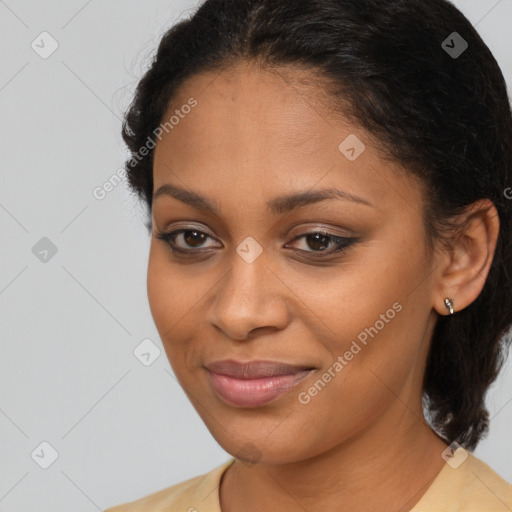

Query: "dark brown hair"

xmin=121 ymin=0 xmax=512 ymax=450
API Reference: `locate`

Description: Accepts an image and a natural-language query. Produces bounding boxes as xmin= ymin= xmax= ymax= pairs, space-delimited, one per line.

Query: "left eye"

xmin=155 ymin=229 xmax=356 ymax=256
xmin=286 ymin=231 xmax=355 ymax=255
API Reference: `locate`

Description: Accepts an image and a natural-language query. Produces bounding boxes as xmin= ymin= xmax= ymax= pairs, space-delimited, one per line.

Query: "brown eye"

xmin=286 ymin=231 xmax=356 ymax=256
xmin=182 ymin=230 xmax=208 ymax=248
xmin=155 ymin=228 xmax=357 ymax=259
xmin=155 ymin=229 xmax=220 ymax=253
xmin=304 ymin=233 xmax=331 ymax=251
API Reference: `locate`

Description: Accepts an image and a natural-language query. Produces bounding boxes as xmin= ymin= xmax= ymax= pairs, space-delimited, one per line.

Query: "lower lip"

xmin=207 ymin=369 xmax=313 ymax=408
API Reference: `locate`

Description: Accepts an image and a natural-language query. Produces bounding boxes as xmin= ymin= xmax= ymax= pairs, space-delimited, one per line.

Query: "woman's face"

xmin=148 ymin=61 xmax=442 ymax=464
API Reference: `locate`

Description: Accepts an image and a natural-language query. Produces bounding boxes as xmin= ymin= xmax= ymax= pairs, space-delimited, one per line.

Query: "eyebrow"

xmin=152 ymin=183 xmax=375 ymax=215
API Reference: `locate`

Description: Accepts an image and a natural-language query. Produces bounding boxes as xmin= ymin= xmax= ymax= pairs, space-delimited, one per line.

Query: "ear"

xmin=433 ymin=199 xmax=500 ymax=316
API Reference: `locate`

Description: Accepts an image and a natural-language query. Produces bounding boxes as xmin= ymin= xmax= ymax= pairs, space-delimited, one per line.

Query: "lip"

xmin=205 ymin=359 xmax=315 ymax=408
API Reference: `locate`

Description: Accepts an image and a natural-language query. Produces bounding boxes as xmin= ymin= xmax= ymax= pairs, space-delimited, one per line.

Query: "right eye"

xmin=155 ymin=229 xmax=221 ymax=253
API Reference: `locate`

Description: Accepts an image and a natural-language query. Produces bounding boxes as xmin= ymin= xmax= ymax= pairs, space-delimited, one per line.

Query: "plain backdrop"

xmin=0 ymin=0 xmax=511 ymax=510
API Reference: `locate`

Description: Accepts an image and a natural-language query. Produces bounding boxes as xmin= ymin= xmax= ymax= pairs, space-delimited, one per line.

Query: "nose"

xmin=207 ymin=249 xmax=291 ymax=341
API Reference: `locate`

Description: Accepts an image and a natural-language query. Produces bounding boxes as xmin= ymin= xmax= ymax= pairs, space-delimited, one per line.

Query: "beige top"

xmin=104 ymin=448 xmax=512 ymax=511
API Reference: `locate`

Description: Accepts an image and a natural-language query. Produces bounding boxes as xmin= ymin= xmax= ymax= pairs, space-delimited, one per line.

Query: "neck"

xmin=220 ymin=405 xmax=449 ymax=512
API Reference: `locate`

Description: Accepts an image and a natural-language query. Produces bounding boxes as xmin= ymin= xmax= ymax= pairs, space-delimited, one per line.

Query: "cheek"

xmin=291 ymin=307 xmax=424 ymax=456
xmin=146 ymin=247 xmax=191 ymax=352
xmin=146 ymin=248 xmax=170 ymax=329
xmin=304 ymin=243 xmax=431 ymax=417
xmin=147 ymin=244 xmax=198 ymax=325
xmin=296 ymin=247 xmax=410 ymax=355
xmin=146 ymin=246 xmax=209 ymax=371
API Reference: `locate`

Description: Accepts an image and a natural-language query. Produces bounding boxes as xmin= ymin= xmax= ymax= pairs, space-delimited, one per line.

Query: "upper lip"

xmin=205 ymin=359 xmax=314 ymax=379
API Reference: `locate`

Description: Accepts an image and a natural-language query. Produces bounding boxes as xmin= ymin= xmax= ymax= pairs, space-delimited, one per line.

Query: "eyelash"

xmin=155 ymin=228 xmax=357 ymax=258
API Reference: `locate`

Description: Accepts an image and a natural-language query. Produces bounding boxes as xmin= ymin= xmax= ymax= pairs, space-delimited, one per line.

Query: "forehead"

xmin=152 ymin=61 xmax=423 ymax=215
xmin=159 ymin=62 xmax=339 ymax=152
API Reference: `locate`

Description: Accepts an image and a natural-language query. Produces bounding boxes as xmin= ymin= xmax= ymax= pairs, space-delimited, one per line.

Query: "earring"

xmin=444 ymin=297 xmax=455 ymax=315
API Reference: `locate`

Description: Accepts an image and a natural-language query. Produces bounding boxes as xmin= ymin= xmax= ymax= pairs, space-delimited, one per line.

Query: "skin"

xmin=148 ymin=60 xmax=499 ymax=512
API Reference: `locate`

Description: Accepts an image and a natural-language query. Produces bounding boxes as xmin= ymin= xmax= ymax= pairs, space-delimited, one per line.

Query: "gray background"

xmin=0 ymin=0 xmax=511 ymax=510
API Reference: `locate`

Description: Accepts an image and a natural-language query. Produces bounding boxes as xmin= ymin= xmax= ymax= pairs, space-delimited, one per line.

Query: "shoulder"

xmin=413 ymin=448 xmax=512 ymax=512
xmin=459 ymin=452 xmax=512 ymax=510
xmin=104 ymin=458 xmax=235 ymax=512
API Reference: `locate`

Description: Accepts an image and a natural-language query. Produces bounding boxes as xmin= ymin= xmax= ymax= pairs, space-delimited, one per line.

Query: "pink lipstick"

xmin=205 ymin=359 xmax=314 ymax=408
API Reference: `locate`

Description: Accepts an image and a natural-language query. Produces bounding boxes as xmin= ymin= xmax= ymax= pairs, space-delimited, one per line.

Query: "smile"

xmin=205 ymin=359 xmax=315 ymax=408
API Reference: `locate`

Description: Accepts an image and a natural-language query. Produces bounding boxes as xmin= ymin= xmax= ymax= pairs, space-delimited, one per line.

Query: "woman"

xmin=105 ymin=0 xmax=512 ymax=510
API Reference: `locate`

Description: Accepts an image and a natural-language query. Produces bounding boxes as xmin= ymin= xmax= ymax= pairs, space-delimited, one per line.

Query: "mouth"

xmin=204 ymin=359 xmax=315 ymax=408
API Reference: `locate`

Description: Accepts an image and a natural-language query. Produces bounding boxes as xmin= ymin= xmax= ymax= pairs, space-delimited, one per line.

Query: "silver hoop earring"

xmin=444 ymin=297 xmax=455 ymax=315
